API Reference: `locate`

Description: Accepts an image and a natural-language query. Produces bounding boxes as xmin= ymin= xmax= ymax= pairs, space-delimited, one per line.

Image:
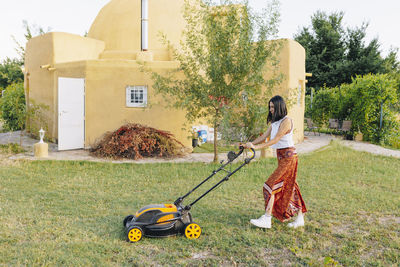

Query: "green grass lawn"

xmin=0 ymin=142 xmax=399 ymax=266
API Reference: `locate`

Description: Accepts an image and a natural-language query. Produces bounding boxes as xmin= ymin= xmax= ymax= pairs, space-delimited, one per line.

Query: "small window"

xmin=126 ymin=86 xmax=147 ymax=107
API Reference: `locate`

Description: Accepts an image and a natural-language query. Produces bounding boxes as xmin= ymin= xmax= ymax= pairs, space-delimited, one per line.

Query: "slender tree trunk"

xmin=213 ymin=124 xmax=218 ymax=163
xmin=213 ymin=109 xmax=219 ymax=163
xmin=25 ymin=73 xmax=30 ymax=133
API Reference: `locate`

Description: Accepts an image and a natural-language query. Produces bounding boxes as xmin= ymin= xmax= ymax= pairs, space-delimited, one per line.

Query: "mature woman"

xmin=243 ymin=95 xmax=307 ymax=228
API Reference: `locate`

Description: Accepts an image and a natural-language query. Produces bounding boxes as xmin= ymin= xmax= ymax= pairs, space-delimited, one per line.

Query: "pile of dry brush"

xmin=91 ymin=123 xmax=185 ymax=159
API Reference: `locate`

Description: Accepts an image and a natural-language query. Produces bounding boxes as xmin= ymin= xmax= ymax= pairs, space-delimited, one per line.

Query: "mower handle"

xmin=174 ymin=146 xmax=255 ymax=208
xmin=245 ymin=148 xmax=256 ymax=164
xmin=238 ymin=145 xmax=256 ymax=163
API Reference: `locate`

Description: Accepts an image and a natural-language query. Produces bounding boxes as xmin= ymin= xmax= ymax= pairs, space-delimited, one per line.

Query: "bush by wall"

xmin=0 ymin=83 xmax=25 ymax=131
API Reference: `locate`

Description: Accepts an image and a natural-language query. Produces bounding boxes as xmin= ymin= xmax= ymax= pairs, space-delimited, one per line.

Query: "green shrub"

xmin=384 ymin=122 xmax=400 ymax=149
xmin=0 ymin=83 xmax=25 ymax=131
xmin=346 ymin=74 xmax=398 ymax=144
xmin=308 ymin=74 xmax=399 ymax=147
xmin=0 ymin=58 xmax=24 ymax=89
xmin=310 ymin=86 xmax=340 ymax=126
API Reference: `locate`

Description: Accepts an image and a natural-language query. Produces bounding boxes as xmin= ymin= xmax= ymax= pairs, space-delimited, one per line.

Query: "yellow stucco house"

xmin=25 ymin=0 xmax=307 ymax=151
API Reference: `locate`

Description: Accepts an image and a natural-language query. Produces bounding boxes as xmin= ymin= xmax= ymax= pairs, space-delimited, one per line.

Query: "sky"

xmin=1 ymin=0 xmax=399 ymax=62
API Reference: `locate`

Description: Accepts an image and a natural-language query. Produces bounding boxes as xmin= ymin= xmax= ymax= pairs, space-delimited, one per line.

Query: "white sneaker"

xmin=250 ymin=214 xmax=271 ymax=228
xmin=287 ymin=214 xmax=305 ymax=228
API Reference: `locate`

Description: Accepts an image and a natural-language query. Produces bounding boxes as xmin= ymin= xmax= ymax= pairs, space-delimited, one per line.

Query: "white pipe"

xmin=141 ymin=0 xmax=148 ymax=51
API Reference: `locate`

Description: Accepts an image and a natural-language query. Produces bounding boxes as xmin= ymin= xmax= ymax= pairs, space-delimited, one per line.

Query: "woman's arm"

xmin=246 ymin=118 xmax=291 ymax=150
xmin=251 ymin=126 xmax=272 ymax=145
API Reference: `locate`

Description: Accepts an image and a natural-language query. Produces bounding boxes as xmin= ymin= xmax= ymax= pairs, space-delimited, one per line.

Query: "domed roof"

xmin=88 ymin=0 xmax=185 ymax=55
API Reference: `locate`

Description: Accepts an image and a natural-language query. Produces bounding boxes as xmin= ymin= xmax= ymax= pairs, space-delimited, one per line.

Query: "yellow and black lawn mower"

xmin=123 ymin=146 xmax=255 ymax=242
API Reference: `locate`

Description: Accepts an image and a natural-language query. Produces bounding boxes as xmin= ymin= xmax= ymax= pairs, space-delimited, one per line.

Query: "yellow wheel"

xmin=184 ymin=223 xmax=202 ymax=239
xmin=127 ymin=226 xmax=143 ymax=242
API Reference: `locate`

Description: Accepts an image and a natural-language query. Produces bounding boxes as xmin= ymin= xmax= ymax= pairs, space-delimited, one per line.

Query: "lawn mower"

xmin=123 ymin=146 xmax=256 ymax=242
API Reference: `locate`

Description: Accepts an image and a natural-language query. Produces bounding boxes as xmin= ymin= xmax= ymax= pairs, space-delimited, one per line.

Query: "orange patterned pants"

xmin=263 ymin=147 xmax=307 ymax=222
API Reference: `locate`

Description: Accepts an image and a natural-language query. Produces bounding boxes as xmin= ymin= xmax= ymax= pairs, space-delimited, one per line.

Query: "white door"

xmin=58 ymin=77 xmax=85 ymax=150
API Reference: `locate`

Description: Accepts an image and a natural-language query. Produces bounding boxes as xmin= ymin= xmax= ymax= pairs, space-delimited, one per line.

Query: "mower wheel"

xmin=184 ymin=222 xmax=202 ymax=240
xmin=127 ymin=226 xmax=143 ymax=243
xmin=123 ymin=215 xmax=134 ymax=227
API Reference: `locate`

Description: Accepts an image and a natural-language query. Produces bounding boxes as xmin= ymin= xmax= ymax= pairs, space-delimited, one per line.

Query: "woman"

xmin=243 ymin=95 xmax=307 ymax=229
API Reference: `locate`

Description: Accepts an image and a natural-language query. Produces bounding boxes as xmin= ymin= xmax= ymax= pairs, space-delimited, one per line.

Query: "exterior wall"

xmin=25 ymin=34 xmax=57 ymax=139
xmin=27 ymin=58 xmax=191 ymax=148
xmin=286 ymin=40 xmax=306 ymax=144
xmin=148 ymin=0 xmax=186 ymax=60
xmin=25 ymin=32 xmax=104 ymax=140
xmin=266 ymin=39 xmax=306 ymax=144
xmin=52 ymin=33 xmax=105 ymax=63
xmin=88 ymin=0 xmax=185 ymax=61
xmin=88 ymin=0 xmax=141 ymax=52
xmin=83 ymin=60 xmax=190 ymax=148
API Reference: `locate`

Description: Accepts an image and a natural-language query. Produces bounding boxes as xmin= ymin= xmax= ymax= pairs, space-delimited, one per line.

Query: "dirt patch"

xmin=330 ymin=212 xmax=400 ymax=236
xmin=191 ymin=251 xmax=217 ymax=260
xmin=330 ymin=212 xmax=373 ymax=235
xmin=261 ymin=247 xmax=296 ymax=265
xmin=378 ymin=215 xmax=400 ymax=226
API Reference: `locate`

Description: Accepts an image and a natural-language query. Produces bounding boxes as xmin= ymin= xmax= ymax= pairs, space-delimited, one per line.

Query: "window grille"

xmin=126 ymin=86 xmax=147 ymax=107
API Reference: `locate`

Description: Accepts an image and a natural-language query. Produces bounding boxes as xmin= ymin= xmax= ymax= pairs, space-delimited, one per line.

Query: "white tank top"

xmin=270 ymin=116 xmax=294 ymax=149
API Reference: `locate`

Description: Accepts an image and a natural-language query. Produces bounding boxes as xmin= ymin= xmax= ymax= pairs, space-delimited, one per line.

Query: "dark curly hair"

xmin=267 ymin=95 xmax=287 ymax=123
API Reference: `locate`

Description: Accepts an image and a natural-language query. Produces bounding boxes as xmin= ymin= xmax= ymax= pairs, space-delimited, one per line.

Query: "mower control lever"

xmin=245 ymin=148 xmax=256 ymax=164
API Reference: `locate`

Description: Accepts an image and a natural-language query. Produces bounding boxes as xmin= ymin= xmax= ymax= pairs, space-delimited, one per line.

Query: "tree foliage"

xmin=0 ymin=82 xmax=49 ymax=144
xmin=309 ymin=74 xmax=399 ymax=145
xmin=382 ymin=48 xmax=400 ymax=111
xmin=309 ymin=86 xmax=340 ymax=126
xmin=295 ymin=11 xmax=388 ymax=92
xmin=0 ymin=58 xmax=24 ymax=90
xmin=346 ymin=74 xmax=398 ymax=144
xmin=148 ymin=0 xmax=281 ymax=161
xmin=0 ymin=83 xmax=26 ymax=131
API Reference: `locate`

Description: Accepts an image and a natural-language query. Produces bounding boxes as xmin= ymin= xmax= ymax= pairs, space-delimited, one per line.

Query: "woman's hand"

xmin=244 ymin=142 xmax=255 ymax=149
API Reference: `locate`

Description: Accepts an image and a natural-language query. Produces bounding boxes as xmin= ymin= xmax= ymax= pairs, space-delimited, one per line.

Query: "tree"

xmin=382 ymin=48 xmax=400 ymax=111
xmin=295 ymin=11 xmax=346 ymax=91
xmin=0 ymin=83 xmax=26 ymax=131
xmin=295 ymin=11 xmax=387 ymax=92
xmin=0 ymin=58 xmax=24 ymax=90
xmin=148 ymin=0 xmax=281 ymax=162
xmin=344 ymin=24 xmax=384 ymax=83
